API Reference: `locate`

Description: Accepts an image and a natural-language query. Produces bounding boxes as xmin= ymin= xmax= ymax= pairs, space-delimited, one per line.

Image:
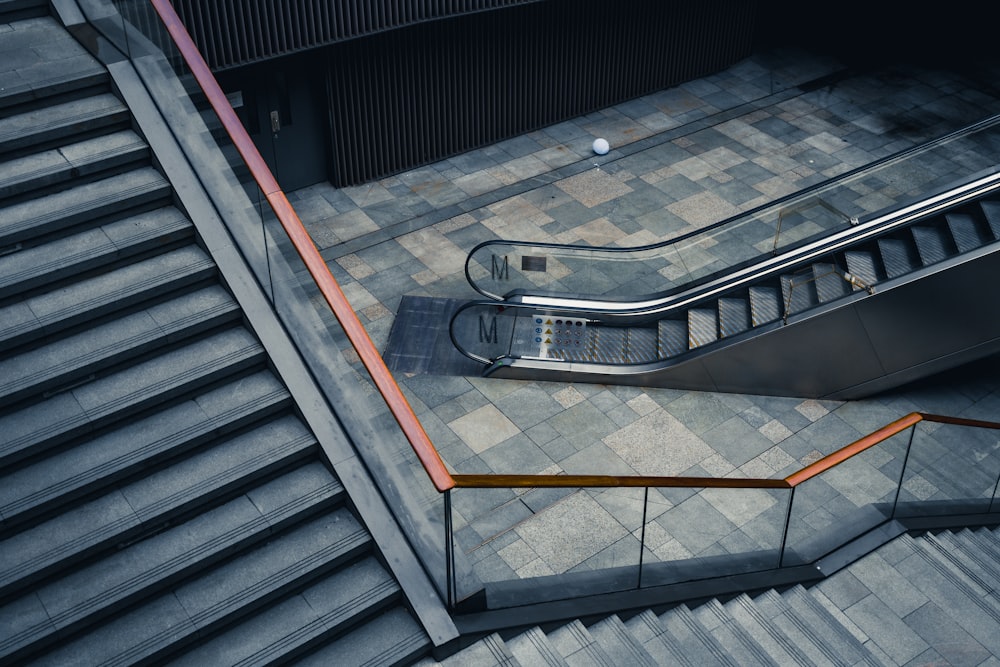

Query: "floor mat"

xmin=383 ymin=296 xmax=483 ymax=376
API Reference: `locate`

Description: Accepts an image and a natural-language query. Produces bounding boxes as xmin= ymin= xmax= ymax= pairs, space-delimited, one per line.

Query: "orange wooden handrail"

xmin=141 ymin=3 xmax=1000 ymax=502
xmin=148 ymin=0 xmax=455 ymax=492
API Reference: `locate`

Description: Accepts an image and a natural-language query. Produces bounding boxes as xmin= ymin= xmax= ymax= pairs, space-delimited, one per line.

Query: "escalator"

xmin=451 ymin=168 xmax=1000 ymax=399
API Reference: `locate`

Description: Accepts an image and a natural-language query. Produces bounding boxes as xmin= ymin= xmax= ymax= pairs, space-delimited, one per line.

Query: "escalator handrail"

xmin=465 ymin=113 xmax=1000 ymax=300
xmin=513 ymin=167 xmax=1000 ymax=318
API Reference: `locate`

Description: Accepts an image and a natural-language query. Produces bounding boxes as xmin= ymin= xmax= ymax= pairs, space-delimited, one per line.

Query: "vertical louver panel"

xmin=171 ymin=0 xmax=547 ymax=70
xmin=325 ymin=0 xmax=756 ymax=185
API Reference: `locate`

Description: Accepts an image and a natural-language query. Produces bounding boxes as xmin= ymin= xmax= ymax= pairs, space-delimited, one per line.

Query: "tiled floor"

xmin=288 ymin=47 xmax=1000 ymax=585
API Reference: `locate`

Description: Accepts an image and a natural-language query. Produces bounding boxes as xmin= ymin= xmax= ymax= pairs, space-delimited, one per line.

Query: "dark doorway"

xmin=218 ymin=56 xmax=329 ymax=192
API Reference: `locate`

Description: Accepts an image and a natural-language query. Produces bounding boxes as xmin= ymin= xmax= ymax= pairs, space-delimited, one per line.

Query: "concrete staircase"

xmin=421 ymin=526 xmax=1000 ymax=666
xmin=0 ymin=5 xmax=430 ymax=665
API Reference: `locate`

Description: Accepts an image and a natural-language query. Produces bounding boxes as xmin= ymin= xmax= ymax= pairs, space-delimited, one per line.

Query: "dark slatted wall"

xmin=326 ymin=0 xmax=757 ymax=185
xmin=171 ymin=0 xmax=545 ymax=70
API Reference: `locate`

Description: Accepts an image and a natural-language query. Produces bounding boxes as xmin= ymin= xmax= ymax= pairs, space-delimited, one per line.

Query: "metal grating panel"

xmin=844 ymin=250 xmax=879 ymax=289
xmin=625 ymin=327 xmax=658 ymax=364
xmin=980 ymin=200 xmax=1000 ymax=240
xmin=878 ymin=238 xmax=920 ymax=279
xmin=812 ymin=263 xmax=849 ymax=303
xmin=587 ymin=326 xmax=629 ymax=365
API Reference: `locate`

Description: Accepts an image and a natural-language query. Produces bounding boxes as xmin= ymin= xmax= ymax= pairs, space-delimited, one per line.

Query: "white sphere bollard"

xmin=592 ymin=137 xmax=610 ymax=155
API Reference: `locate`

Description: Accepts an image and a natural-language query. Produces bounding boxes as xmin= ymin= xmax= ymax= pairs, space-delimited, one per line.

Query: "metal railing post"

xmin=777 ymin=487 xmax=796 ymax=569
xmin=444 ymin=489 xmax=455 ymax=609
xmin=637 ymin=487 xmax=649 ymax=589
xmin=889 ymin=425 xmax=917 ymax=519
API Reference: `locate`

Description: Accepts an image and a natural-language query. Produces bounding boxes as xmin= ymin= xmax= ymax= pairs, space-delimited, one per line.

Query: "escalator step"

xmin=812 ymin=263 xmax=849 ymax=303
xmin=779 ymin=273 xmax=816 ymax=316
xmin=844 ymin=250 xmax=879 ymax=290
xmin=587 ymin=326 xmax=629 ymax=365
xmin=946 ymin=212 xmax=986 ymax=253
xmin=688 ymin=308 xmax=717 ymax=349
xmin=911 ymin=225 xmax=951 ymax=265
xmin=657 ymin=320 xmax=687 ymax=359
xmin=877 ymin=237 xmax=920 ymax=279
xmin=748 ymin=286 xmax=780 ymax=327
xmin=979 ymin=199 xmax=1000 ymax=240
xmin=625 ymin=327 xmax=658 ymax=364
xmin=718 ymin=298 xmax=749 ymax=338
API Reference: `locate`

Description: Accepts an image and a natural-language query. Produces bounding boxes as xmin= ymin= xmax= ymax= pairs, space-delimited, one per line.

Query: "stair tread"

xmin=0 ymin=129 xmax=149 ymax=199
xmin=0 ymin=464 xmax=343 ymax=662
xmin=0 ymin=167 xmax=170 ymax=247
xmin=0 ymin=284 xmax=240 ymax=404
xmin=779 ymin=271 xmax=816 ymax=316
xmin=0 ymin=244 xmax=215 ymax=349
xmin=547 ymin=619 xmax=615 ymax=665
xmin=0 ymin=334 xmax=275 ymax=470
xmin=625 ymin=608 xmax=703 ymax=667
xmin=691 ymin=598 xmax=773 ymax=667
xmin=724 ymin=593 xmax=816 ymax=666
xmin=0 ymin=414 xmax=315 ymax=597
xmin=0 ymin=206 xmax=193 ymax=303
xmin=587 ymin=614 xmax=659 ymax=666
xmin=33 ymin=553 xmax=398 ymax=667
xmin=979 ymin=199 xmax=1000 ymax=240
xmin=781 ymin=585 xmax=870 ymax=664
xmin=0 ymin=16 xmax=107 ymax=110
xmin=0 ymin=92 xmax=128 ymax=154
xmin=507 ymin=626 xmax=569 ymax=666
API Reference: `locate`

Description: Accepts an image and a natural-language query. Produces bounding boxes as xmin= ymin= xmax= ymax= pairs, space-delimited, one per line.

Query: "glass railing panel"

xmin=782 ymin=430 xmax=910 ymax=566
xmin=467 ymin=115 xmax=1000 ymax=303
xmin=90 ymin=0 xmax=472 ymax=601
xmin=895 ymin=422 xmax=1000 ymax=518
xmin=453 ymin=485 xmax=645 ymax=602
xmin=638 ymin=486 xmax=790 ymax=588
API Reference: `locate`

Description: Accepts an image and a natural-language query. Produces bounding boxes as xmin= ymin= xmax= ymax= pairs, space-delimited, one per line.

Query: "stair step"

xmin=0 ymin=335 xmax=275 ymax=526
xmin=654 ymin=605 xmax=735 ymax=667
xmin=292 ymin=606 xmax=430 ymax=667
xmin=0 ymin=167 xmax=171 ymax=248
xmin=718 ymin=297 xmax=750 ymax=338
xmin=0 ymin=284 xmax=241 ymax=404
xmin=0 ymin=414 xmax=316 ymax=598
xmin=844 ymin=250 xmax=879 ymax=290
xmin=411 ymin=632 xmax=514 ymax=667
xmin=587 ymin=614 xmax=658 ymax=666
xmin=657 ymin=319 xmax=687 ymax=359
xmin=625 ymin=326 xmax=657 ymax=363
xmin=911 ymin=225 xmax=952 ymax=266
xmin=751 ymin=588 xmax=851 ymax=667
xmin=0 ymin=129 xmax=150 ymax=200
xmin=0 ymin=206 xmax=192 ymax=303
xmin=724 ymin=593 xmax=816 ymax=666
xmin=0 ymin=339 xmax=277 ymax=471
xmin=748 ymin=285 xmax=780 ymax=326
xmin=624 ymin=609 xmax=697 ymax=667
xmin=979 ymin=199 xmax=1000 ymax=240
xmin=691 ymin=598 xmax=773 ymax=667
xmin=687 ymin=308 xmax=717 ymax=348
xmin=548 ymin=619 xmax=615 ymax=665
xmin=0 ymin=246 xmax=217 ymax=352
xmin=877 ymin=237 xmax=920 ymax=279
xmin=781 ymin=585 xmax=873 ymax=666
xmin=812 ymin=262 xmax=849 ymax=303
xmin=0 ymin=16 xmax=108 ymax=112
xmin=0 ymin=92 xmax=129 ymax=156
xmin=507 ymin=626 xmax=568 ymax=666
xmin=0 ymin=464 xmax=344 ymax=663
xmin=779 ymin=271 xmax=817 ymax=317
